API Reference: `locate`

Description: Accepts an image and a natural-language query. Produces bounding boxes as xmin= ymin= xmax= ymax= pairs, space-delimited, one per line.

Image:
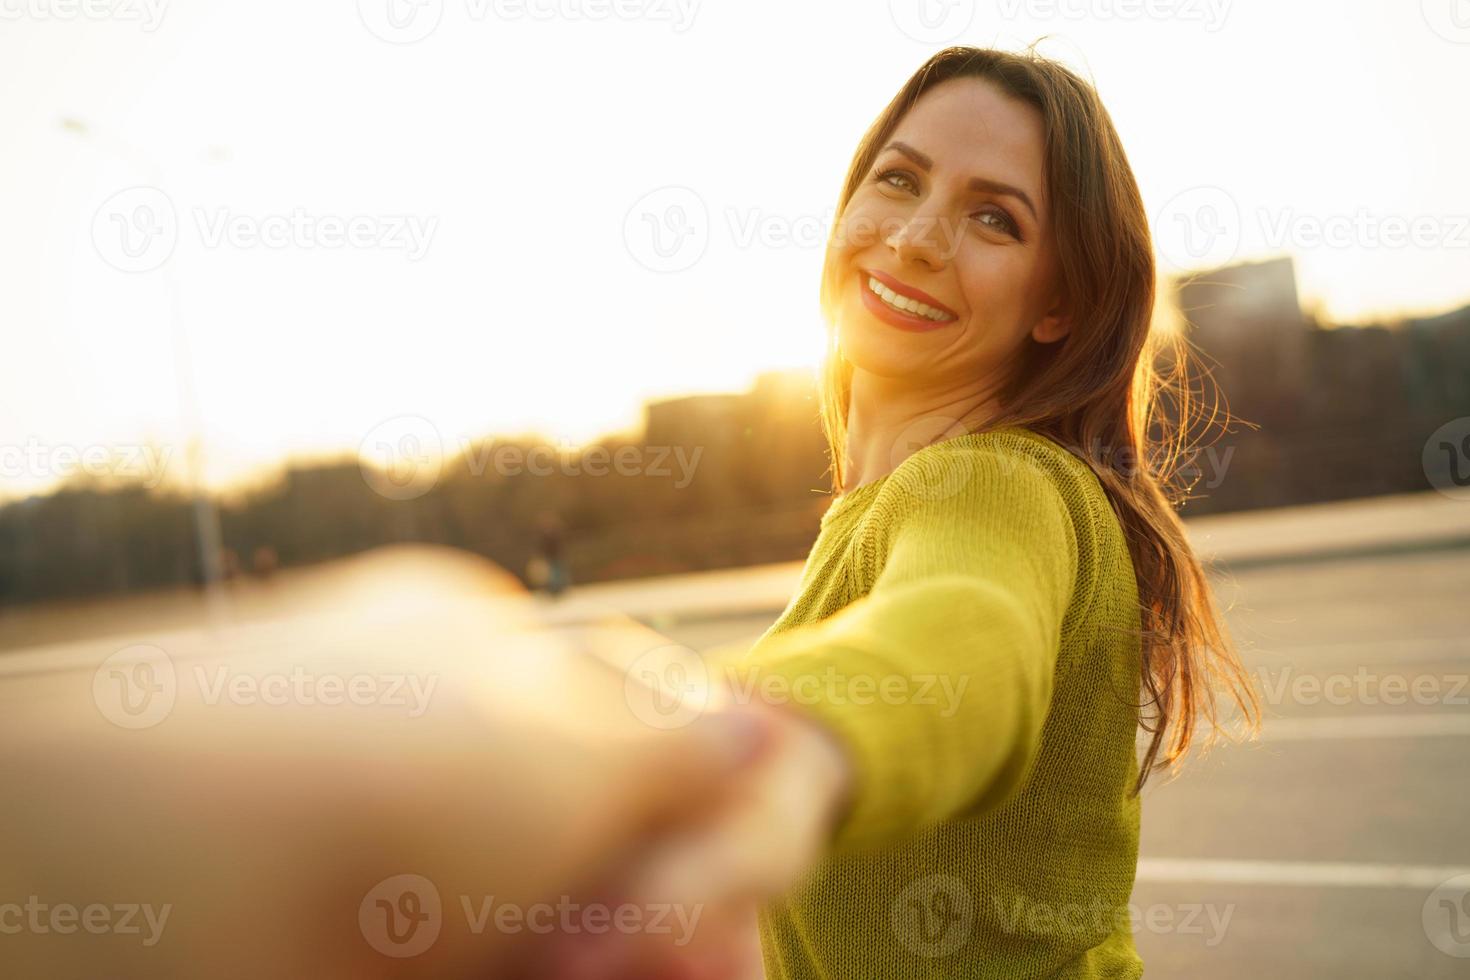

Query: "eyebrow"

xmin=880 ymin=140 xmax=1039 ymax=222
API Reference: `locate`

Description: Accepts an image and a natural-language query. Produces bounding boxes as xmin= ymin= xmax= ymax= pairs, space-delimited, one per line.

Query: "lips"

xmin=862 ymin=268 xmax=960 ymax=320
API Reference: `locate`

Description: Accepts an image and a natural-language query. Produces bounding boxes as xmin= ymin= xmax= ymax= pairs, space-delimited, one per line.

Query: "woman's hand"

xmin=1 ymin=591 xmax=855 ymax=980
xmin=625 ymin=698 xmax=854 ymax=906
xmin=0 ymin=621 xmax=790 ymax=980
xmin=521 ymin=696 xmax=855 ymax=979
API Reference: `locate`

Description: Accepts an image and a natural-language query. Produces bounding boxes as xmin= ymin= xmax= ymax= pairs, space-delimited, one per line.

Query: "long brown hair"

xmin=815 ymin=44 xmax=1261 ymax=794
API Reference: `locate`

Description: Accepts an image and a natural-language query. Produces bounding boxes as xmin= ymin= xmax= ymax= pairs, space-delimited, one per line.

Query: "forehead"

xmin=888 ymin=77 xmax=1047 ymax=208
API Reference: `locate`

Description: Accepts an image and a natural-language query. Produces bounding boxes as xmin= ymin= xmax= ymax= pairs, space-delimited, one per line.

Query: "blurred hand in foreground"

xmin=0 ymin=611 xmax=832 ymax=979
xmin=502 ymin=695 xmax=855 ymax=980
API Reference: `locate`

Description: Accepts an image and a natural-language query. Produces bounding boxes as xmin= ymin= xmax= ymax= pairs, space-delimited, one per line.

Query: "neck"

xmin=842 ymin=368 xmax=1005 ymax=491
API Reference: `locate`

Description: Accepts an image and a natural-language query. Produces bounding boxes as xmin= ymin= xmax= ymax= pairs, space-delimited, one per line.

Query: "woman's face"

xmin=829 ymin=76 xmax=1068 ymax=389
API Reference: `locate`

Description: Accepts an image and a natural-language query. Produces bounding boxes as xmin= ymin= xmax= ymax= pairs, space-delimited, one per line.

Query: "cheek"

xmin=955 ymin=246 xmax=1046 ymax=324
xmin=833 ymin=197 xmax=894 ymax=258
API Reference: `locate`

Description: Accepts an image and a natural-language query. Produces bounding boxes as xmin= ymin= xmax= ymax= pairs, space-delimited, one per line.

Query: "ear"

xmin=1030 ymin=297 xmax=1071 ymax=345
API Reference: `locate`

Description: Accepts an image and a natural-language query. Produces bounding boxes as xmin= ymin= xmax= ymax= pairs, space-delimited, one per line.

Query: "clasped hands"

xmin=502 ymin=692 xmax=855 ymax=980
xmin=0 ymin=621 xmax=854 ymax=980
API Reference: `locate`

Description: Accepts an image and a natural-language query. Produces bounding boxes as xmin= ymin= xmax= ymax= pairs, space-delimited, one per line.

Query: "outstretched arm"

xmin=727 ymin=442 xmax=1080 ymax=856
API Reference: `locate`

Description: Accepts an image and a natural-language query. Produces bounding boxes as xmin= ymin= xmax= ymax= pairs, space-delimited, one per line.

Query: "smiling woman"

xmin=823 ymin=63 xmax=1072 ymax=426
xmin=676 ymin=44 xmax=1266 ymax=979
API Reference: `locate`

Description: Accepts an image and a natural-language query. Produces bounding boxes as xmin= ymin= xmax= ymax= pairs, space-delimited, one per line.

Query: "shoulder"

xmin=870 ymin=426 xmax=1119 ymax=628
xmin=877 ymin=425 xmax=1110 ymax=525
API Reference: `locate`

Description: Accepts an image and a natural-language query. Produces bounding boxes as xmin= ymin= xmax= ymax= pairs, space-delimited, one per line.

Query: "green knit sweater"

xmin=719 ymin=425 xmax=1145 ymax=978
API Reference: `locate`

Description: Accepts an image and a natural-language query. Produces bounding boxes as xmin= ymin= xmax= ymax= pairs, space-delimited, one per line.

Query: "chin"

xmin=835 ymin=311 xmax=924 ymax=378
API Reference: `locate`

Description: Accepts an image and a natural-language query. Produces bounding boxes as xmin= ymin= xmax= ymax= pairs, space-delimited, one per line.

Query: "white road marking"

xmin=1138 ymin=714 xmax=1470 ymax=747
xmin=1259 ymin=715 xmax=1470 ymax=740
xmin=1137 ymin=858 xmax=1470 ymax=890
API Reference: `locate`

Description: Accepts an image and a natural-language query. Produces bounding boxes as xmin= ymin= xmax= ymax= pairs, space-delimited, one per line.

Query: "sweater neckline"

xmin=822 ymin=425 xmax=1041 ymax=524
xmin=822 ymin=474 xmax=886 ymax=524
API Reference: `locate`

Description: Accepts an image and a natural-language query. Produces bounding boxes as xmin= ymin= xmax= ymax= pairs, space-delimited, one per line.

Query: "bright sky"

xmin=3 ymin=0 xmax=1467 ymax=500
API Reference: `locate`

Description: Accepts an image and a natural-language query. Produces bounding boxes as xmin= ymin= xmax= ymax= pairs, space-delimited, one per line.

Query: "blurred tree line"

xmin=0 ymin=371 xmax=831 ymax=605
xmin=4 ymin=260 xmax=1470 ymax=607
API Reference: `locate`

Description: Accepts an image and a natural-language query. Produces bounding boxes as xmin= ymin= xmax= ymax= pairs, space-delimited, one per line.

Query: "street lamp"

xmin=60 ymin=116 xmax=230 ymax=627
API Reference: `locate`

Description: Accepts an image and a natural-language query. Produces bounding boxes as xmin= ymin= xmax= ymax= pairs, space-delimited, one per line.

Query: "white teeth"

xmin=866 ymin=276 xmax=953 ymax=322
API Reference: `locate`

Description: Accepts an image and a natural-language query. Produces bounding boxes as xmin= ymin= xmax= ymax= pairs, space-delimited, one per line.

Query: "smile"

xmin=858 ymin=269 xmax=959 ymax=331
xmin=867 ymin=276 xmax=954 ymax=321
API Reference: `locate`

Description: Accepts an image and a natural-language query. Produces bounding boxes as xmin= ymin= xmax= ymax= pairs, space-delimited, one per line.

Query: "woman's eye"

xmin=872 ymin=167 xmax=1023 ymax=242
xmin=873 ymin=167 xmax=917 ymax=193
xmin=975 ymin=207 xmax=1020 ymax=239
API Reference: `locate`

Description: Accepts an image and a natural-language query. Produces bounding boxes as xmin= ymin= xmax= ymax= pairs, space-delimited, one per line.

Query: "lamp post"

xmin=61 ymin=117 xmax=230 ymax=627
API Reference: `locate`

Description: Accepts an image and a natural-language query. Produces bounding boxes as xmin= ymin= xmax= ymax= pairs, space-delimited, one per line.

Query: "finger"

xmin=593 ymin=704 xmax=780 ymax=867
xmin=618 ymin=721 xmax=832 ymax=910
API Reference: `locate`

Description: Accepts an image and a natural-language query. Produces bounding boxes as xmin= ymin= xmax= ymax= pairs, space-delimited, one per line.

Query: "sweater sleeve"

xmin=728 ymin=440 xmax=1080 ymax=856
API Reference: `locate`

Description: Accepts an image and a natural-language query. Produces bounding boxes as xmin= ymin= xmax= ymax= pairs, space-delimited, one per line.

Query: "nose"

xmin=882 ymin=205 xmax=953 ymax=271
